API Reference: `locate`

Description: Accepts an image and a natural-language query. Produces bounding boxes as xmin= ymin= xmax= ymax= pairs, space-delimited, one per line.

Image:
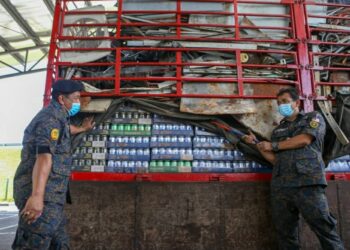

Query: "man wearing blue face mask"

xmin=12 ymin=80 xmax=95 ymax=249
xmin=243 ymin=87 xmax=344 ymax=250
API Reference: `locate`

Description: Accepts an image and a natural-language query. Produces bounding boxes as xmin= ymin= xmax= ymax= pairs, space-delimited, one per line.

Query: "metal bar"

xmin=43 ymin=0 xmax=55 ymax=15
xmin=115 ymin=48 xmax=121 ymax=94
xmin=119 ymin=62 xmax=298 ymax=69
xmin=0 ymin=0 xmax=48 ymax=55
xmin=0 ymin=68 xmax=46 ymax=80
xmin=0 ymin=60 xmax=22 ymax=72
xmin=116 ymin=0 xmax=123 ymax=38
xmin=67 ymin=76 xmax=296 ymax=84
xmin=79 ymin=92 xmax=278 ymax=99
xmin=59 ymin=47 xmax=297 ymax=54
xmin=176 ymin=0 xmax=181 ymax=39
xmin=57 ymin=35 xmax=296 ymax=43
xmin=317 ymin=82 xmax=350 ymax=86
xmin=318 ymin=101 xmax=349 ymax=145
xmin=305 ymin=2 xmax=350 ymax=8
xmin=44 ymin=0 xmax=63 ymax=106
xmin=23 ymin=49 xmax=29 ymax=72
xmin=293 ymin=3 xmax=314 ymax=111
xmin=309 ymin=28 xmax=350 ymax=34
xmin=308 ymin=14 xmax=350 ymax=21
xmin=70 ymin=172 xmax=350 ymax=182
xmin=119 ymin=22 xmax=292 ymax=30
xmin=176 ymin=51 xmax=182 ymax=96
xmin=236 ymin=50 xmax=244 ymax=96
xmin=122 ymin=10 xmax=291 ymax=18
xmin=0 ymin=44 xmax=49 ymax=56
xmin=0 ymin=35 xmax=25 ymax=65
xmin=311 ymin=52 xmax=350 ymax=57
xmin=63 ymin=23 xmax=117 ymax=27
xmin=28 ymin=51 xmax=48 ymax=71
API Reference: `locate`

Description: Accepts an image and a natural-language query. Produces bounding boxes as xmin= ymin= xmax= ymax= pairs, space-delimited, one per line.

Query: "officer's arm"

xmin=70 ymin=116 xmax=95 ymax=135
xmin=32 ymin=153 xmax=52 ymax=199
xmin=276 ymin=134 xmax=314 ymax=150
xmin=257 ymin=149 xmax=276 ymax=165
xmin=21 ymin=153 xmax=53 ymax=224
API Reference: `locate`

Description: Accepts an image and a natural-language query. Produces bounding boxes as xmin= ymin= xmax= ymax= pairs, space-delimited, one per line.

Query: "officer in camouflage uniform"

xmin=243 ymin=87 xmax=344 ymax=250
xmin=12 ymin=80 xmax=94 ymax=250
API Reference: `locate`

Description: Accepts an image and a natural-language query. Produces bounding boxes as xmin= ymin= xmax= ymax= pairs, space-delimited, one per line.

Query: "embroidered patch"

xmin=50 ymin=129 xmax=59 ymax=140
xmin=310 ymin=119 xmax=319 ymax=128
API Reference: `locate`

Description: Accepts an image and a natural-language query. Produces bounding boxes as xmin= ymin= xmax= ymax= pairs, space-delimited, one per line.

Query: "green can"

xmin=171 ymin=161 xmax=177 ymax=167
xmin=157 ymin=161 xmax=163 ymax=167
xmin=131 ymin=124 xmax=138 ymax=131
xmin=111 ymin=124 xmax=118 ymax=131
xmin=150 ymin=161 xmax=157 ymax=167
xmin=124 ymin=124 xmax=131 ymax=131
xmin=185 ymin=161 xmax=192 ymax=167
xmin=117 ymin=124 xmax=124 ymax=131
xmin=138 ymin=125 xmax=145 ymax=131
xmin=164 ymin=161 xmax=170 ymax=167
xmin=178 ymin=161 xmax=184 ymax=167
xmin=145 ymin=125 xmax=151 ymax=131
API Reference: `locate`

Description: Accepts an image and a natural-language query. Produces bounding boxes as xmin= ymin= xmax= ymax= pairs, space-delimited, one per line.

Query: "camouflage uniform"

xmin=271 ymin=111 xmax=344 ymax=250
xmin=12 ymin=100 xmax=72 ymax=250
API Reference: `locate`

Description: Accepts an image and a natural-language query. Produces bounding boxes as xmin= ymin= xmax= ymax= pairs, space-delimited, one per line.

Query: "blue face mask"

xmin=68 ymin=102 xmax=80 ymax=116
xmin=278 ymin=103 xmax=294 ymax=117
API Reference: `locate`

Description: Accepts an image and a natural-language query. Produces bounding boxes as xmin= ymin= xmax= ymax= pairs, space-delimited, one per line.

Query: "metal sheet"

xmin=180 ymin=83 xmax=257 ymax=115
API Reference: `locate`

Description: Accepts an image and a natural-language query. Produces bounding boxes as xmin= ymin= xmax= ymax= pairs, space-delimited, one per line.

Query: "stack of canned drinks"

xmin=149 ymin=160 xmax=192 ymax=173
xmin=152 ymin=123 xmax=193 ymax=136
xmin=115 ymin=111 xmax=151 ymax=120
xmin=110 ymin=123 xmax=152 ymax=134
xmin=105 ymin=160 xmax=149 ymax=173
xmin=72 ymin=108 xmax=273 ymax=173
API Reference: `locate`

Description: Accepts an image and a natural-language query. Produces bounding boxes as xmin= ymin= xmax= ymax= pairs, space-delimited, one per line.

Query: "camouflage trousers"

xmin=271 ymin=185 xmax=344 ymax=250
xmin=12 ymin=202 xmax=69 ymax=250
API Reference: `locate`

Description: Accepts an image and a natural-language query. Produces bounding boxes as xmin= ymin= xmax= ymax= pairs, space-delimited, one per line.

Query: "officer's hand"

xmin=21 ymin=195 xmax=44 ymax=224
xmin=257 ymin=141 xmax=273 ymax=152
xmin=241 ymin=131 xmax=257 ymax=144
xmin=81 ymin=116 xmax=95 ymax=132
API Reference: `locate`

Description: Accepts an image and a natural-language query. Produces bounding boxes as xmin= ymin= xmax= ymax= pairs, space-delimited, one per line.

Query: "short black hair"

xmin=277 ymin=87 xmax=299 ymax=101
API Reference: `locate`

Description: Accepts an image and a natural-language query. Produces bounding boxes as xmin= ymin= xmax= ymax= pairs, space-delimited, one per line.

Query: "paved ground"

xmin=0 ymin=204 xmax=18 ymax=250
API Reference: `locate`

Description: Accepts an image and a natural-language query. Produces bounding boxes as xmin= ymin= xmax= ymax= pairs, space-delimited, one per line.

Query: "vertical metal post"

xmin=233 ymin=0 xmax=239 ymax=40
xmin=44 ymin=0 xmax=63 ymax=107
xmin=115 ymin=48 xmax=121 ymax=95
xmin=176 ymin=0 xmax=181 ymax=39
xmin=236 ymin=50 xmax=244 ymax=97
xmin=176 ymin=51 xmax=182 ymax=96
xmin=293 ymin=2 xmax=314 ymax=111
xmin=117 ymin=0 xmax=123 ymax=39
xmin=4 ymin=178 xmax=9 ymax=201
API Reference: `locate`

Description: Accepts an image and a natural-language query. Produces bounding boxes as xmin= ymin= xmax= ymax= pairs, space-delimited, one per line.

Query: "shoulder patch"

xmin=50 ymin=129 xmax=60 ymax=140
xmin=310 ymin=119 xmax=320 ymax=129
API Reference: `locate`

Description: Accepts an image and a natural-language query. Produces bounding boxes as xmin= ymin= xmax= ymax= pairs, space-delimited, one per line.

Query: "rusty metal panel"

xmin=221 ymin=183 xmax=277 ymax=250
xmin=64 ymin=181 xmax=350 ymax=249
xmin=180 ymin=83 xmax=257 ymax=115
xmin=338 ymin=181 xmax=350 ymax=248
xmin=135 ymin=183 xmax=222 ymax=250
xmin=66 ymin=182 xmax=136 ymax=250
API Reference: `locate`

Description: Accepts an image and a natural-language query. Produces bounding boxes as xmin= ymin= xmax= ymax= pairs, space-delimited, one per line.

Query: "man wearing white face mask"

xmin=243 ymin=87 xmax=344 ymax=250
xmin=12 ymin=80 xmax=95 ymax=249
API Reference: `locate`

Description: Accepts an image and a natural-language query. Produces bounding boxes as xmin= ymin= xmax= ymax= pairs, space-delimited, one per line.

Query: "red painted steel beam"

xmin=293 ymin=2 xmax=314 ymax=111
xmin=70 ymin=172 xmax=350 ymax=182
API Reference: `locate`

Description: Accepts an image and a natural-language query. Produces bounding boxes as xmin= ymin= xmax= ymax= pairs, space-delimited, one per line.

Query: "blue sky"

xmin=0 ymin=72 xmax=45 ymax=144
